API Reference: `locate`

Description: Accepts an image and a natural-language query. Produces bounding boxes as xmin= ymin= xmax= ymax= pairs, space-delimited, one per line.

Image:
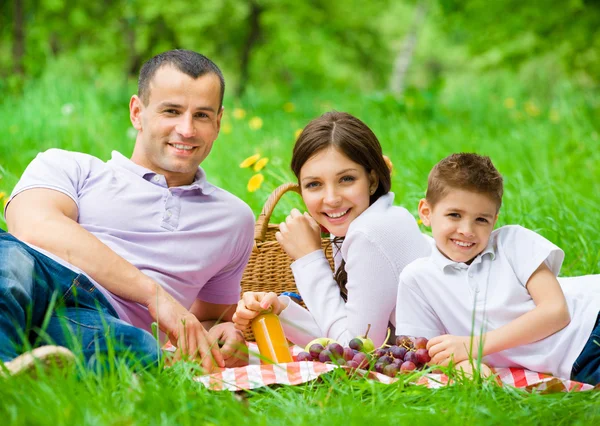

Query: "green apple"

xmin=304 ymin=337 xmax=339 ymax=353
xmin=350 ymin=324 xmax=375 ymax=353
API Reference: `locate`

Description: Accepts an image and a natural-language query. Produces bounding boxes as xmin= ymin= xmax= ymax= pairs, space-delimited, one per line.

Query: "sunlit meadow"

xmin=1 ymin=61 xmax=600 ymax=424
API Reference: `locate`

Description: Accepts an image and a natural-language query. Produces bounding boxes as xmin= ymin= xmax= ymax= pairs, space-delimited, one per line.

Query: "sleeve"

xmin=196 ymin=204 xmax=255 ymax=305
xmin=500 ymin=225 xmax=565 ymax=287
xmin=395 ymin=268 xmax=446 ymax=339
xmin=278 ymin=296 xmax=324 ymax=347
xmin=291 ymin=231 xmax=398 ymax=347
xmin=6 ymin=149 xmax=89 ymax=216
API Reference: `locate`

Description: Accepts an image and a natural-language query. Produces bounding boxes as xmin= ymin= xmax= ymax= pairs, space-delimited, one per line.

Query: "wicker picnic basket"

xmin=240 ymin=182 xmax=334 ymax=341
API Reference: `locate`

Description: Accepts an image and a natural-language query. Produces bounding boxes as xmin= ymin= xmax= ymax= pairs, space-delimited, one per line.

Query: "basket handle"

xmin=254 ymin=182 xmax=301 ymax=243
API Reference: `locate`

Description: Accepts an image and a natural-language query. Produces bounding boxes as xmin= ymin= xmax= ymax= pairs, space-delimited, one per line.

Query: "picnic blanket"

xmin=195 ymin=343 xmax=595 ymax=393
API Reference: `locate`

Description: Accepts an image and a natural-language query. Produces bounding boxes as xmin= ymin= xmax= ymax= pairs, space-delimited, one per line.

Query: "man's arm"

xmin=6 ymin=188 xmax=225 ymax=372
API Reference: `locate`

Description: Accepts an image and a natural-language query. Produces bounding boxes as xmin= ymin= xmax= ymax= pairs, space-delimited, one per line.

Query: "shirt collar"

xmin=108 ymin=151 xmax=216 ymax=194
xmin=430 ymin=235 xmax=496 ymax=272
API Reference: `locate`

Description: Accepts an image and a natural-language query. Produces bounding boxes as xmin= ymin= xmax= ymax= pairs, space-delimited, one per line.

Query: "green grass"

xmin=1 ymin=62 xmax=600 ymax=424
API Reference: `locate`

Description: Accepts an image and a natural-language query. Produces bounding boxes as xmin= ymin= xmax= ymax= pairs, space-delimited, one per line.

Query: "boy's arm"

xmin=428 ymin=262 xmax=570 ymax=365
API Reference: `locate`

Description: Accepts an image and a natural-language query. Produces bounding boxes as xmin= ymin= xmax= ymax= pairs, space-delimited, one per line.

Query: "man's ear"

xmin=216 ymin=106 xmax=224 ymax=133
xmin=129 ymin=95 xmax=143 ymax=131
xmin=418 ymin=198 xmax=432 ymax=227
xmin=369 ymin=170 xmax=379 ymax=195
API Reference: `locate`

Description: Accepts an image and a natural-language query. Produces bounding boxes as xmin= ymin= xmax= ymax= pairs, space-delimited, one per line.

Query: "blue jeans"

xmin=0 ymin=230 xmax=160 ymax=370
xmin=571 ymin=312 xmax=600 ymax=385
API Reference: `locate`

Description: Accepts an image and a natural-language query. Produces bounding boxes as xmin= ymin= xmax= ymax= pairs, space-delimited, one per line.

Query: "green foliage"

xmin=438 ymin=0 xmax=600 ymax=85
xmin=0 ymin=0 xmax=407 ymax=95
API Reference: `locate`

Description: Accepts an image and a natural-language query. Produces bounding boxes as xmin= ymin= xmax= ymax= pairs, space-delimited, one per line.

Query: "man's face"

xmin=129 ymin=65 xmax=223 ymax=187
xmin=419 ymin=188 xmax=498 ymax=264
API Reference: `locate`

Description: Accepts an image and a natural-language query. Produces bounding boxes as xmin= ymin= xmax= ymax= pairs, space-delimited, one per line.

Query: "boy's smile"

xmin=418 ymin=189 xmax=499 ymax=264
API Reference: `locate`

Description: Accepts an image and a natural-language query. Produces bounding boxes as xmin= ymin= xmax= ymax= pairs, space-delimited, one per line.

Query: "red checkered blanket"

xmin=195 ymin=343 xmax=594 ymax=392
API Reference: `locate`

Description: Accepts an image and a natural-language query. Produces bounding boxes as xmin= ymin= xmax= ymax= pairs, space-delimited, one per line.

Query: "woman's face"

xmin=299 ymin=146 xmax=378 ymax=237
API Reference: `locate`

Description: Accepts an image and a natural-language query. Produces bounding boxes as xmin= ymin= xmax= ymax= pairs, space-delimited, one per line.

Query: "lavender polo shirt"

xmin=7 ymin=149 xmax=254 ymax=333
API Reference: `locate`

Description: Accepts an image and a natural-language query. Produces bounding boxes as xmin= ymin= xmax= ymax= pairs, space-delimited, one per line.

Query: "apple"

xmin=351 ymin=324 xmax=375 ymax=353
xmin=304 ymin=337 xmax=339 ymax=354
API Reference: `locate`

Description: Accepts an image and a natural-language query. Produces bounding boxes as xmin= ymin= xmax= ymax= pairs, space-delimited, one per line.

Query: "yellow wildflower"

xmin=283 ymin=102 xmax=295 ymax=113
xmin=232 ymin=108 xmax=246 ymax=120
xmin=503 ymin=98 xmax=516 ymax=109
xmin=417 ymin=218 xmax=423 ymax=225
xmin=247 ymin=173 xmax=264 ymax=192
xmin=383 ymin=155 xmax=393 ymax=172
xmin=549 ymin=109 xmax=560 ymax=123
xmin=525 ymin=101 xmax=540 ymax=117
xmin=239 ymin=154 xmax=261 ymax=168
xmin=248 ymin=117 xmax=263 ymax=130
xmin=0 ymin=192 xmax=5 ymax=201
xmin=221 ymin=123 xmax=232 ymax=134
xmin=294 ymin=128 xmax=303 ymax=140
xmin=253 ymin=157 xmax=269 ymax=172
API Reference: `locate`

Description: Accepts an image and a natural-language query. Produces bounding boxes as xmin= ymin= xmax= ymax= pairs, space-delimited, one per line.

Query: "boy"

xmin=396 ymin=153 xmax=600 ymax=384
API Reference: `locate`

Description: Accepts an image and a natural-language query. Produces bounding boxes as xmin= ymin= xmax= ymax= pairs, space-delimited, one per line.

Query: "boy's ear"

xmin=418 ymin=198 xmax=432 ymax=227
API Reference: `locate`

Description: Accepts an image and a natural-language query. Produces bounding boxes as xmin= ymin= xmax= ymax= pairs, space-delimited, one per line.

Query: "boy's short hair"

xmin=426 ymin=153 xmax=504 ymax=211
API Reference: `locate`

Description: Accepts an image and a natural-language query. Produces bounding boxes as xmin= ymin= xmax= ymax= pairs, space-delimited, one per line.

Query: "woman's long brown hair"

xmin=291 ymin=111 xmax=391 ymax=301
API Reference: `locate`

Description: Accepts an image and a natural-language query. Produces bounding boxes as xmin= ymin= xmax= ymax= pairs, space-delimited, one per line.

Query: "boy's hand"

xmin=427 ymin=335 xmax=478 ymax=366
xmin=232 ymin=291 xmax=285 ymax=331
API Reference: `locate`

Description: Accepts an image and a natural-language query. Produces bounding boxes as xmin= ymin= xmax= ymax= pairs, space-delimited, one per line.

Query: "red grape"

xmin=383 ymin=364 xmax=399 ymax=378
xmin=327 ymin=343 xmax=344 ymax=358
xmin=319 ymin=349 xmax=333 ymax=363
xmin=414 ymin=337 xmax=428 ymax=350
xmin=297 ymin=352 xmax=313 ymax=362
xmin=309 ymin=343 xmax=324 ymax=359
xmin=349 ymin=338 xmax=364 ymax=351
xmin=415 ymin=348 xmax=431 ymax=365
xmin=343 ymin=347 xmax=355 ymax=362
xmin=400 ymin=361 xmax=417 ymax=372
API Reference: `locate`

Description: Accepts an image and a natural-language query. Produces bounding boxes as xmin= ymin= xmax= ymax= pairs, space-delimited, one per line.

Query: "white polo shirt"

xmin=396 ymin=225 xmax=600 ymax=379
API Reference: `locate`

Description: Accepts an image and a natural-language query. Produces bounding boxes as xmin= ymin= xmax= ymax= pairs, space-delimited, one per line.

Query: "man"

xmin=1 ymin=50 xmax=254 ymax=375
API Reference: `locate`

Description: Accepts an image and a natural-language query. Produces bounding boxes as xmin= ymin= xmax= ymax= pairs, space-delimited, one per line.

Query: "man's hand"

xmin=427 ymin=335 xmax=479 ymax=366
xmin=232 ymin=291 xmax=286 ymax=331
xmin=208 ymin=322 xmax=249 ymax=368
xmin=147 ymin=285 xmax=224 ymax=372
xmin=276 ymin=209 xmax=322 ymax=261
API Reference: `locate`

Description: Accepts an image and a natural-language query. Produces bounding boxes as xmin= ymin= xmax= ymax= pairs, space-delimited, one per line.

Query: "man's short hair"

xmin=138 ymin=49 xmax=225 ymax=108
xmin=426 ymin=153 xmax=504 ymax=211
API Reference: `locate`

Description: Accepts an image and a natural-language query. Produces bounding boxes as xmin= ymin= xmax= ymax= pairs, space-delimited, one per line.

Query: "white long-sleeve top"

xmin=278 ymin=192 xmax=432 ymax=347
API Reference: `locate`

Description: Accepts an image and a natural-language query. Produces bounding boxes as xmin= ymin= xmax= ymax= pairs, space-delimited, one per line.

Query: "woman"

xmin=233 ymin=111 xmax=431 ymax=347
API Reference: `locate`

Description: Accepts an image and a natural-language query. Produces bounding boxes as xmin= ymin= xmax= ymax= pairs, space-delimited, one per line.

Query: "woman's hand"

xmin=232 ymin=291 xmax=286 ymax=331
xmin=276 ymin=209 xmax=322 ymax=261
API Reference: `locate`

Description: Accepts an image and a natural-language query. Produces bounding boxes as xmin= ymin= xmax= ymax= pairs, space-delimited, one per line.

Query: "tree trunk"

xmin=13 ymin=0 xmax=25 ymax=75
xmin=237 ymin=0 xmax=263 ymax=98
xmin=389 ymin=1 xmax=428 ymax=96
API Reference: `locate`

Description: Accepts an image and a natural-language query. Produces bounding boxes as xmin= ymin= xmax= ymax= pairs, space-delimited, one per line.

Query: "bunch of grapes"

xmin=296 ymin=335 xmax=431 ymax=378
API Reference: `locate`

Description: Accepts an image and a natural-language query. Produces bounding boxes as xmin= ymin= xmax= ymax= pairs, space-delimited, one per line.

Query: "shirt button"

xmin=153 ymin=176 xmax=160 ymax=182
xmin=167 ymin=210 xmax=172 ymax=217
xmin=468 ymin=273 xmax=473 ymax=278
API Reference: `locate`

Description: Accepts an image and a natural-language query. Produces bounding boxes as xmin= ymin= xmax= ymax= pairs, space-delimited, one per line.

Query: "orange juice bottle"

xmin=251 ymin=310 xmax=293 ymax=364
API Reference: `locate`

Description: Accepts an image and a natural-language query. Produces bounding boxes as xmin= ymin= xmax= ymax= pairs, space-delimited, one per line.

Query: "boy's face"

xmin=419 ymin=188 xmax=499 ymax=264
